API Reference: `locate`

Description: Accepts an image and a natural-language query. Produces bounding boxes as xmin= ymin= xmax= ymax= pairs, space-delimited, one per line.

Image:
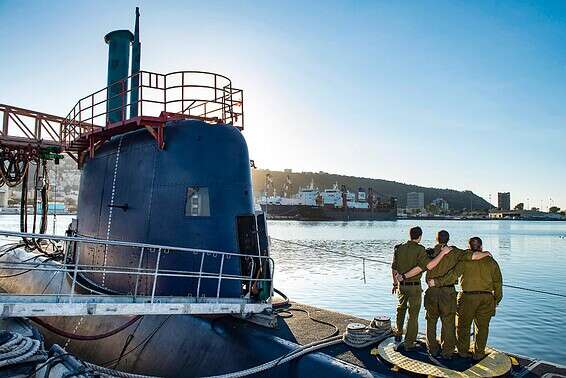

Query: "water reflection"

xmin=269 ymin=219 xmax=566 ymax=365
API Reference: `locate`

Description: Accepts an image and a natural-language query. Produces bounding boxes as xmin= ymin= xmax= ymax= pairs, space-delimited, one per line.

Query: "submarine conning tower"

xmin=63 ymin=9 xmax=255 ymax=298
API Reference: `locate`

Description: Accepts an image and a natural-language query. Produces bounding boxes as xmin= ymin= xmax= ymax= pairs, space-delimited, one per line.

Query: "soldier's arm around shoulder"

xmin=436 ymin=260 xmax=464 ymax=287
xmin=416 ymin=245 xmax=429 ymax=271
xmin=457 ymin=246 xmax=491 ymax=261
xmin=456 ymin=247 xmax=474 ymax=261
xmin=491 ymin=258 xmax=503 ymax=305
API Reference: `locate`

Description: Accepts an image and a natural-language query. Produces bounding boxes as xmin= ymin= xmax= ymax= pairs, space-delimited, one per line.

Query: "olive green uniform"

xmin=392 ymin=241 xmax=428 ymax=347
xmin=436 ymin=256 xmax=503 ymax=359
xmin=424 ymin=245 xmax=474 ymax=357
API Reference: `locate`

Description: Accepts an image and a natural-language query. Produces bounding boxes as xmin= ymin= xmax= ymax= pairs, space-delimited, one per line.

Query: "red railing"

xmin=61 ymin=70 xmax=244 ymax=147
xmin=0 ymin=104 xmax=96 ymax=148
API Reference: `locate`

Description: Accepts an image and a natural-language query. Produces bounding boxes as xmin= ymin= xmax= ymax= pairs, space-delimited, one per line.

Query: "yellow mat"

xmin=373 ymin=338 xmax=511 ymax=377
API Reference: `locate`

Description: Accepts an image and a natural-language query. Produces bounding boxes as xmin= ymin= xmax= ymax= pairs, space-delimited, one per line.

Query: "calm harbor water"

xmin=268 ymin=219 xmax=566 ymax=365
xmin=0 ymin=215 xmax=564 ymax=364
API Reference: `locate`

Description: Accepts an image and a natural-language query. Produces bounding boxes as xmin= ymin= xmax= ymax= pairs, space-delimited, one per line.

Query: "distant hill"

xmin=252 ymin=169 xmax=491 ymax=211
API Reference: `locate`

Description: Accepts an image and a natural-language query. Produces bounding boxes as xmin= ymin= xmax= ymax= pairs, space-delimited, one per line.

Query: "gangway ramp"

xmin=0 ymin=231 xmax=273 ymax=321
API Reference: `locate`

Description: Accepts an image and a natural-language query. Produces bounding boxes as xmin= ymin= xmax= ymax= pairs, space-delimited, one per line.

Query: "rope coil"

xmin=0 ymin=331 xmax=41 ymax=368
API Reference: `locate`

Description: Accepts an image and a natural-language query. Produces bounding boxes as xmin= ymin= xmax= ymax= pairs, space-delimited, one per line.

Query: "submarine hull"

xmin=0 ymin=120 xmax=374 ymax=376
xmin=0 ymin=249 xmax=373 ymax=377
xmin=76 ymin=120 xmax=256 ymax=297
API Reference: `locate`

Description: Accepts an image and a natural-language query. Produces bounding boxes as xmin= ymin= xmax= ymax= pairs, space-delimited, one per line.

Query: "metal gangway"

xmin=0 ymin=231 xmax=274 ymax=324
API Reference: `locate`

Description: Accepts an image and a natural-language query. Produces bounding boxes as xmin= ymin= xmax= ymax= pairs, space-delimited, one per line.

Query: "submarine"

xmin=0 ymin=8 xmax=564 ymax=378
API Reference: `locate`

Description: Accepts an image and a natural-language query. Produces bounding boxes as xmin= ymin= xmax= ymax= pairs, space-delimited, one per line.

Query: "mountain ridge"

xmin=252 ymin=169 xmax=491 ymax=211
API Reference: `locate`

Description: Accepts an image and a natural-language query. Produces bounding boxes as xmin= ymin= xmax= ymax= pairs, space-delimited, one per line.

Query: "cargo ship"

xmin=0 ymin=7 xmax=563 ymax=378
xmin=260 ymin=181 xmax=397 ymax=221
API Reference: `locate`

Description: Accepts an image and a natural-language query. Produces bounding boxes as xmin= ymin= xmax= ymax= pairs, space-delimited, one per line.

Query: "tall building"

xmin=498 ymin=192 xmax=511 ymax=211
xmin=431 ymin=197 xmax=449 ymax=212
xmin=407 ymin=192 xmax=425 ymax=211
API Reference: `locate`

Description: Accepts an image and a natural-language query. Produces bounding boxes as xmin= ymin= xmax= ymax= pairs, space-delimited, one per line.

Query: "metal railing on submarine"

xmin=0 ymin=230 xmax=273 ymax=318
xmin=61 ymin=70 xmax=244 ymax=152
xmin=0 ymin=70 xmax=244 ymax=166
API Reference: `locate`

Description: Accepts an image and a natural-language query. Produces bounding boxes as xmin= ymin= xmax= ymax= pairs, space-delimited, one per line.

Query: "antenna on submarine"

xmin=130 ymin=7 xmax=141 ymax=119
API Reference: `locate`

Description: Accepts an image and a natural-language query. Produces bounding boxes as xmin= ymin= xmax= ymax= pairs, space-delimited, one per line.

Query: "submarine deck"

xmin=236 ymin=301 xmax=566 ymax=377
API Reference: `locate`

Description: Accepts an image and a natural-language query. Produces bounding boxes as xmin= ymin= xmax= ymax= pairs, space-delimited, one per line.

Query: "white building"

xmin=406 ymin=192 xmax=424 ymax=211
xmin=431 ymin=198 xmax=449 ymax=212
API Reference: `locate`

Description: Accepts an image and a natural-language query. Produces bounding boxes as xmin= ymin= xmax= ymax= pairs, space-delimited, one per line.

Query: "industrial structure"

xmin=0 ymin=3 xmax=263 ymax=299
xmin=0 ymin=7 xmax=562 ymax=378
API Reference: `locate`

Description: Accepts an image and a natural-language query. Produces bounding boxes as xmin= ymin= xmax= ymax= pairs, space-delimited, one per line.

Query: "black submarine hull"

xmin=76 ymin=120 xmax=256 ymax=298
xmin=0 ymin=250 xmax=374 ymax=377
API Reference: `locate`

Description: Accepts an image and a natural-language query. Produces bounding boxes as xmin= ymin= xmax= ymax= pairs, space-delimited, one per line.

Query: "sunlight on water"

xmin=0 ymin=215 xmax=564 ymax=364
xmin=268 ymin=219 xmax=566 ymax=365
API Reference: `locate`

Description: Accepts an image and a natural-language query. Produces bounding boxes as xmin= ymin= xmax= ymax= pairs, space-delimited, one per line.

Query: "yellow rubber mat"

xmin=374 ymin=338 xmax=511 ymax=377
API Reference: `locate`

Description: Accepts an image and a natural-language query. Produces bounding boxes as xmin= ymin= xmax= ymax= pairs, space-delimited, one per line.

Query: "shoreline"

xmin=402 ymin=216 xmax=566 ymax=222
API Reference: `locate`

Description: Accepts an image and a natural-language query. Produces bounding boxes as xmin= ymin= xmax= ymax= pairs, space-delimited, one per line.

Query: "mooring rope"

xmin=270 ymin=237 xmax=566 ymax=299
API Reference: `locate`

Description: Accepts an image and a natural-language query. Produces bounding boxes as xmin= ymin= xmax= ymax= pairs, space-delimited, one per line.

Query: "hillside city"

xmin=1 ymin=163 xmax=563 ymax=221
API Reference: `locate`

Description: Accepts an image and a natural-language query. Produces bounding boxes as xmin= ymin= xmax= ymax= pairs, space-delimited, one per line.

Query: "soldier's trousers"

xmin=396 ymin=284 xmax=422 ymax=347
xmin=424 ymin=286 xmax=457 ymax=357
xmin=456 ymin=292 xmax=495 ymax=359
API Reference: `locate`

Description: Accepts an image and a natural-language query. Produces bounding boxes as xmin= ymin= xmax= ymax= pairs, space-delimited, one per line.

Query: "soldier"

xmin=398 ymin=231 xmax=491 ymax=358
xmin=391 ymin=226 xmax=429 ymax=350
xmin=429 ymin=237 xmax=503 ymax=361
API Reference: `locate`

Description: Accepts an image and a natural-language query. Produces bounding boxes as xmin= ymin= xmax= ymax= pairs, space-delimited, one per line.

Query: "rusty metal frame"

xmin=0 ymin=70 xmax=244 ymax=167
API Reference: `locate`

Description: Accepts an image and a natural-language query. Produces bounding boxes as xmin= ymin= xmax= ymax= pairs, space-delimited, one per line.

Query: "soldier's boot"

xmin=456 ymin=296 xmax=474 ymax=358
xmin=424 ymin=288 xmax=440 ymax=356
xmin=439 ymin=287 xmax=458 ymax=358
xmin=473 ymin=312 xmax=493 ymax=360
xmin=395 ymin=290 xmax=409 ymax=342
xmin=426 ymin=316 xmax=440 ymax=356
xmin=440 ymin=312 xmax=457 ymax=358
xmin=404 ymin=287 xmax=422 ymax=350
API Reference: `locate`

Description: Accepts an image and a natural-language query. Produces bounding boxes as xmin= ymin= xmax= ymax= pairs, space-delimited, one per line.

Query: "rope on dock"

xmin=0 ymin=331 xmax=41 ymax=368
xmin=84 ymin=361 xmax=160 ymax=378
xmin=270 ymin=237 xmax=566 ymax=299
xmin=203 ymin=320 xmax=390 ymax=378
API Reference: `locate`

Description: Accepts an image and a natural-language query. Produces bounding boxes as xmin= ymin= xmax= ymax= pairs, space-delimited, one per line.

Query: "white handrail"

xmin=0 ymin=230 xmax=274 ymax=311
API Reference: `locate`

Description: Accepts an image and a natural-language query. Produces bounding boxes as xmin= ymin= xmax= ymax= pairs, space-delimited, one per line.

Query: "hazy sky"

xmin=1 ymin=1 xmax=565 ymax=209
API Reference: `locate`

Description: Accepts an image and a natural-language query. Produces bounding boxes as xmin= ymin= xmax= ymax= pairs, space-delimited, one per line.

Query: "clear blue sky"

xmin=1 ymin=1 xmax=565 ymax=209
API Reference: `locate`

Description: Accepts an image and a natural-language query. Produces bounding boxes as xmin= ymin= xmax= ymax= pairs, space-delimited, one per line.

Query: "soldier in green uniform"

xmin=399 ymin=231 xmax=491 ymax=358
xmin=429 ymin=237 xmax=503 ymax=360
xmin=391 ymin=226 xmax=429 ymax=350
